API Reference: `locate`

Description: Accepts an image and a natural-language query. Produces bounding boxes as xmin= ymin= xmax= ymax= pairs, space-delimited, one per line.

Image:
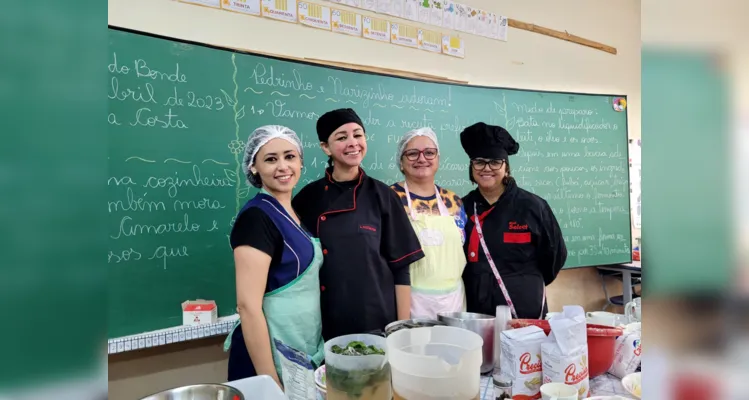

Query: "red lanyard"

xmin=472 ymin=202 xmax=545 ymax=320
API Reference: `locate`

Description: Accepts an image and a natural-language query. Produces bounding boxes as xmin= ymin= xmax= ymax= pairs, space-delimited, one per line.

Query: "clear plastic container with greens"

xmin=324 ymin=334 xmax=391 ymax=400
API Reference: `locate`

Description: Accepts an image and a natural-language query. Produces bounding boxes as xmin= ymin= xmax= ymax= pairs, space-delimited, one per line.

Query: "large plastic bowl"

xmin=508 ymin=319 xmax=623 ymax=378
xmin=323 ymin=334 xmax=391 ymax=400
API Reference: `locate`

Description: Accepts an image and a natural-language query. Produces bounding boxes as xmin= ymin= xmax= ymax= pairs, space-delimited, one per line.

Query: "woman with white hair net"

xmin=389 ymin=127 xmax=469 ymax=319
xmin=224 ymin=125 xmax=324 ymax=390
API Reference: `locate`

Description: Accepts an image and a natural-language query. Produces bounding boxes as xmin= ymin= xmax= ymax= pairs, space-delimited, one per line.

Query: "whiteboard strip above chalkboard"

xmin=107 ymin=314 xmax=239 ymax=354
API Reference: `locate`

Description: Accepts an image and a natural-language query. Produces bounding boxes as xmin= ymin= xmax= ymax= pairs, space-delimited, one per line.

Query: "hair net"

xmin=242 ymin=125 xmax=303 ymax=188
xmin=396 ymin=127 xmax=440 ymax=164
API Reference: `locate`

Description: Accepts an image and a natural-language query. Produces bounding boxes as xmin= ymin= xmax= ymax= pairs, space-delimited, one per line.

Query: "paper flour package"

xmin=499 ymin=325 xmax=547 ymax=399
xmin=541 ymin=306 xmax=590 ymax=399
xmin=608 ymin=322 xmax=642 ymax=378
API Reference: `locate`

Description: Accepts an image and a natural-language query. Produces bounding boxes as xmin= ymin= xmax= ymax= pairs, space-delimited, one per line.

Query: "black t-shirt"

xmin=230 ymin=207 xmax=283 ymax=270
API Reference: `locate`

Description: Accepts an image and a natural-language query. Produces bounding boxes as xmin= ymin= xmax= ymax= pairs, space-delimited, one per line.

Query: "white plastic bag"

xmin=541 ymin=306 xmax=590 ymax=399
xmin=499 ymin=325 xmax=547 ymax=399
xmin=607 ymin=322 xmax=642 ymax=379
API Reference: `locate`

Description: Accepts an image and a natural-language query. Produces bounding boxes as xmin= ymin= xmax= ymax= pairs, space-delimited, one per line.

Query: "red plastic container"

xmin=508 ymin=319 xmax=623 ymax=378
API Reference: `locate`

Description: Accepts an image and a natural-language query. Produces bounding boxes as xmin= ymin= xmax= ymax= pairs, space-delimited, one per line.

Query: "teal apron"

xmin=225 ymin=217 xmax=325 ymax=380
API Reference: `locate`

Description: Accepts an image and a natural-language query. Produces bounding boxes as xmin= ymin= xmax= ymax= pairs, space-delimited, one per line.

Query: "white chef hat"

xmin=242 ymin=125 xmax=303 ymax=188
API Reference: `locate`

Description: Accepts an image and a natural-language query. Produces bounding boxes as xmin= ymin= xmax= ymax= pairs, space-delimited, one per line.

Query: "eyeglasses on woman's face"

xmin=402 ymin=148 xmax=438 ymax=161
xmin=471 ymin=158 xmax=505 ymax=171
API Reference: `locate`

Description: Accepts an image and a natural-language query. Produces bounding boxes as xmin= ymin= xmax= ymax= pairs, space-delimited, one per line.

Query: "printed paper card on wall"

xmin=453 ymin=3 xmax=467 ymax=32
xmin=180 ymin=0 xmax=221 ymax=8
xmin=221 ymin=0 xmax=261 ymax=15
xmin=441 ymin=34 xmax=464 ymax=58
xmin=417 ymin=29 xmax=441 ymax=53
xmin=441 ymin=0 xmax=456 ymax=29
xmin=474 ymin=9 xmax=489 ymax=37
xmin=403 ymin=0 xmax=419 ymax=21
xmin=417 ymin=0 xmax=431 ymax=24
xmin=332 ymin=8 xmax=362 ymax=36
xmin=391 ymin=0 xmax=406 ymax=18
xmin=463 ymin=5 xmax=478 ymax=34
xmin=360 ymin=0 xmax=376 ymax=11
xmin=327 ymin=0 xmax=361 ymax=7
xmin=491 ymin=14 xmax=508 ymax=41
xmin=430 ymin=0 xmax=443 ymax=26
xmin=262 ymin=0 xmax=297 ymax=22
xmin=362 ymin=15 xmax=390 ymax=42
xmin=377 ymin=0 xmax=404 ymax=18
xmin=298 ymin=1 xmax=332 ymax=30
xmin=391 ymin=23 xmax=418 ymax=47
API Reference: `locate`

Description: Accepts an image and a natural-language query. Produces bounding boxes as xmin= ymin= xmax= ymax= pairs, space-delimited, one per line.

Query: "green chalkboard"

xmin=108 ymin=27 xmax=631 ymax=338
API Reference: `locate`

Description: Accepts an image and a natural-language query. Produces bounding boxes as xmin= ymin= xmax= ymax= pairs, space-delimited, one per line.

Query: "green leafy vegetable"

xmin=330 ymin=341 xmax=385 ymax=356
xmin=327 ymin=341 xmax=389 ymax=398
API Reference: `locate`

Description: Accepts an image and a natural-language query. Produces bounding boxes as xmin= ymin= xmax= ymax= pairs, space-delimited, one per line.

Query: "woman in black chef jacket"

xmin=459 ymin=122 xmax=567 ymax=319
xmin=293 ymin=108 xmax=425 ymax=340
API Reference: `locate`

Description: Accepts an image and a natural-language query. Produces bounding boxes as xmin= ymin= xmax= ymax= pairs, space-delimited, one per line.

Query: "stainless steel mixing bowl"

xmin=438 ymin=312 xmax=496 ymax=374
xmin=139 ymin=383 xmax=245 ymax=400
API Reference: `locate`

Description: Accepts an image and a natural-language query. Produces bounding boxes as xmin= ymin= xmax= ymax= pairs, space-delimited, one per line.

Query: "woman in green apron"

xmin=390 ymin=127 xmax=468 ymax=319
xmin=225 ymin=125 xmax=324 ymax=388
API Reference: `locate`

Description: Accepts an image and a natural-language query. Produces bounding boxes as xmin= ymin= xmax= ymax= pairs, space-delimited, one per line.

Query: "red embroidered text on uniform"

xmin=359 ymin=225 xmax=377 ymax=232
xmin=509 ymin=221 xmax=528 ymax=230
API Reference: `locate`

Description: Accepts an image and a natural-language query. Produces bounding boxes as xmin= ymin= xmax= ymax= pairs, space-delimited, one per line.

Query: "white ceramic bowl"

xmin=314 ymin=365 xmax=326 ymax=400
xmin=621 ymin=372 xmax=642 ymax=399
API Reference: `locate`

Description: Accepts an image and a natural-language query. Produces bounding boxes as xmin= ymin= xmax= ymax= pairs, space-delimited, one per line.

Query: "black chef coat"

xmin=293 ymin=167 xmax=424 ymax=340
xmin=462 ymin=179 xmax=567 ymax=319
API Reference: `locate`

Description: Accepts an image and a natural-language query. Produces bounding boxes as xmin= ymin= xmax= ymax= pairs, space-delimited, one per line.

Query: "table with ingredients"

xmin=227 ymin=307 xmax=642 ymax=400
xmin=226 ymin=373 xmax=633 ymax=399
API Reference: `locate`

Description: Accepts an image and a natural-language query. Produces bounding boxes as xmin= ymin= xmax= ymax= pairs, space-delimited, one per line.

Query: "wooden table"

xmin=597 ymin=261 xmax=642 ymax=305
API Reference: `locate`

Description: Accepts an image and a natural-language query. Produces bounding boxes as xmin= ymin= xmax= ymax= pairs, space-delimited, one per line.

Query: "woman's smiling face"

xmin=251 ymin=138 xmax=302 ymax=194
xmin=401 ymin=135 xmax=439 ymax=181
xmin=322 ymin=122 xmax=367 ymax=169
xmin=471 ymin=158 xmax=507 ymax=190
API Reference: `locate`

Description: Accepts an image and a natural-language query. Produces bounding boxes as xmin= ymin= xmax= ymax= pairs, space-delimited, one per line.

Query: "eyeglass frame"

xmin=471 ymin=158 xmax=506 ymax=171
xmin=401 ymin=147 xmax=439 ymax=161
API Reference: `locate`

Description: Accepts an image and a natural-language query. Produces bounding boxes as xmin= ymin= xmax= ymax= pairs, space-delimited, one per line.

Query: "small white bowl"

xmin=621 ymin=372 xmax=642 ymax=399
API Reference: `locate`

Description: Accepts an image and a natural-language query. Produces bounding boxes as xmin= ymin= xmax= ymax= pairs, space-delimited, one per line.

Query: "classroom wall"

xmin=107 ymin=0 xmax=641 ymax=398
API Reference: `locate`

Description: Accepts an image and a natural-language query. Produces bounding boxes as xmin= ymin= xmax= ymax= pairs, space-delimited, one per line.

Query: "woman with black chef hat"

xmin=292 ymin=108 xmax=425 ymax=340
xmin=459 ymin=122 xmax=567 ymax=319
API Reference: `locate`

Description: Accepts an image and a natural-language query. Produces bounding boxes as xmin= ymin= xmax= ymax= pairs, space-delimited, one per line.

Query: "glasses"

xmin=402 ymin=148 xmax=438 ymax=161
xmin=471 ymin=159 xmax=505 ymax=171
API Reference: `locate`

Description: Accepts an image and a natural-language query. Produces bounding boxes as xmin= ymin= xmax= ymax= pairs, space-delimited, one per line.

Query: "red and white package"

xmin=608 ymin=322 xmax=642 ymax=378
xmin=498 ymin=325 xmax=547 ymax=399
xmin=541 ymin=306 xmax=590 ymax=399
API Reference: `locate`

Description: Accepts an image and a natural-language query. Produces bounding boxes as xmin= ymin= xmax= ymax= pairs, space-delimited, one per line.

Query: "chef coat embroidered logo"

xmin=509 ymin=221 xmax=528 ymax=230
xmin=506 ymin=221 xmax=531 ymax=243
